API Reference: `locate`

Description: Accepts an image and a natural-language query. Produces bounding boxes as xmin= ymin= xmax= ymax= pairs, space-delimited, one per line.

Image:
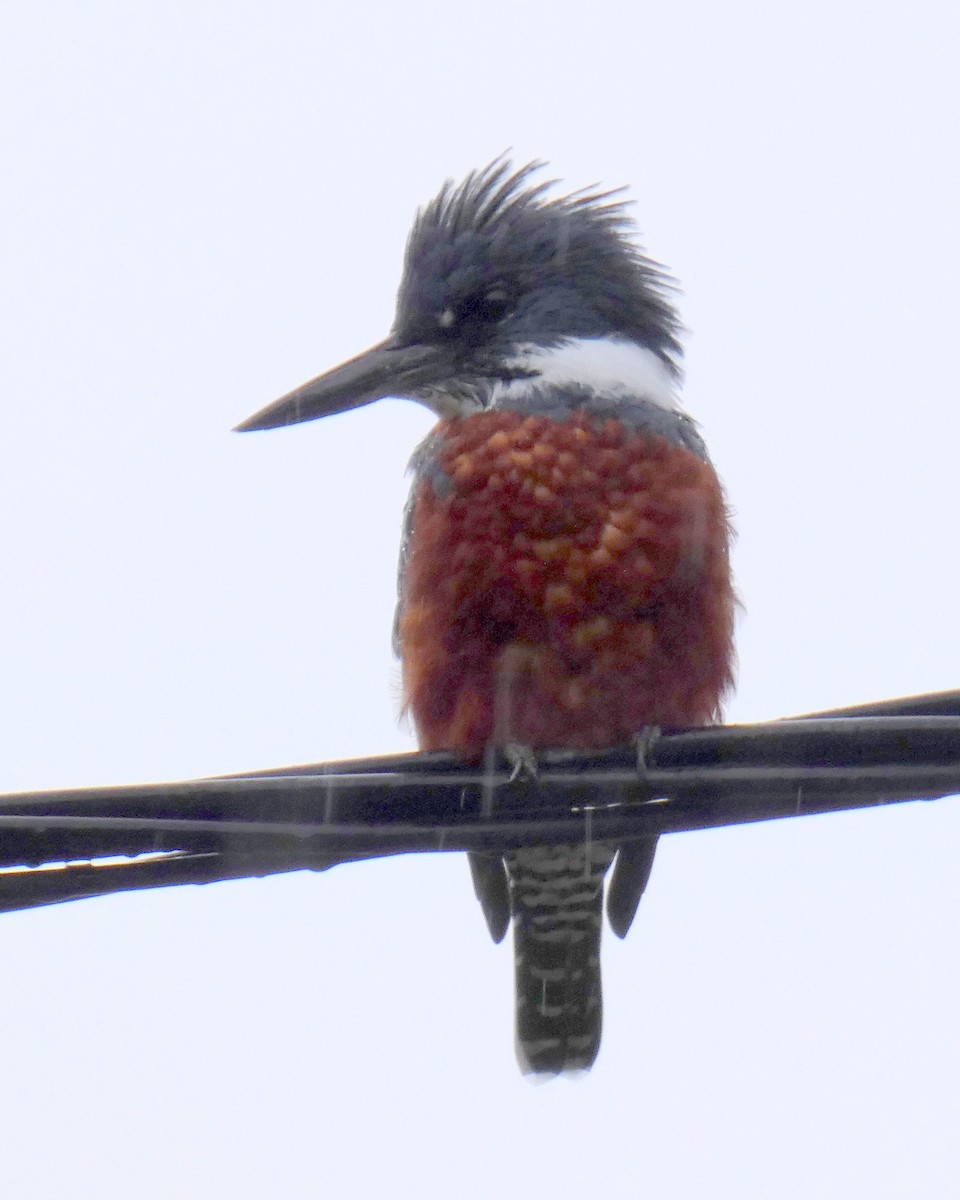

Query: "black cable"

xmin=1 ymin=691 xmax=957 ymax=914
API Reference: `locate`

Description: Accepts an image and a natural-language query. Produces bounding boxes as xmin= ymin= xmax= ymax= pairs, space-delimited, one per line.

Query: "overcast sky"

xmin=2 ymin=2 xmax=959 ymax=1196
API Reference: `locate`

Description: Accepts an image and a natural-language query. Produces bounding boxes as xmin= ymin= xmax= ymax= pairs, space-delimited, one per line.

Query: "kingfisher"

xmin=237 ymin=159 xmax=736 ymax=1075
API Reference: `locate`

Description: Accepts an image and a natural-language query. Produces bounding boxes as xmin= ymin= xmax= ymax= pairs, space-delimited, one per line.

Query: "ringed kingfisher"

xmin=237 ymin=159 xmax=736 ymax=1075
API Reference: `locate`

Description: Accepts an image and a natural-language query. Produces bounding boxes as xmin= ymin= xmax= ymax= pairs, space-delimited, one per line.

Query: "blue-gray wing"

xmin=392 ymin=430 xmax=449 ymax=656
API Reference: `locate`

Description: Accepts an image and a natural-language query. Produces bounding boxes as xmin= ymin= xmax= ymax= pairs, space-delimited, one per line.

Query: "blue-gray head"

xmin=236 ymin=158 xmax=682 ymax=432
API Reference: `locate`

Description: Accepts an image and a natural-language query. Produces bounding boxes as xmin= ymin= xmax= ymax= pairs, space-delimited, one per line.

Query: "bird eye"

xmin=470 ymin=287 xmax=512 ymax=324
xmin=438 ymin=286 xmax=513 ymax=335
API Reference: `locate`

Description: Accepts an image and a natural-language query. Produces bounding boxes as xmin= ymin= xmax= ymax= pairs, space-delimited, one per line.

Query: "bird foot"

xmin=634 ymin=725 xmax=662 ymax=775
xmin=503 ymin=742 xmax=539 ymax=783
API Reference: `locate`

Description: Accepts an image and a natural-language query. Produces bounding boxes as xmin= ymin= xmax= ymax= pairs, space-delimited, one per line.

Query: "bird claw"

xmin=634 ymin=724 xmax=661 ymax=775
xmin=504 ymin=742 xmax=539 ymax=782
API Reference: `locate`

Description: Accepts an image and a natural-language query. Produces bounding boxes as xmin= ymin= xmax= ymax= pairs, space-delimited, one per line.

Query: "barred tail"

xmin=505 ymin=841 xmax=617 ymax=1076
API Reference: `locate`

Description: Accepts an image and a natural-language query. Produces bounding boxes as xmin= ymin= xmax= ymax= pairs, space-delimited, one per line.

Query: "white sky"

xmin=2 ymin=2 xmax=959 ymax=1195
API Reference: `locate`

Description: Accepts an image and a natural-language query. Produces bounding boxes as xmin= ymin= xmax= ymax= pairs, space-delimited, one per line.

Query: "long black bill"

xmin=234 ymin=337 xmax=451 ymax=432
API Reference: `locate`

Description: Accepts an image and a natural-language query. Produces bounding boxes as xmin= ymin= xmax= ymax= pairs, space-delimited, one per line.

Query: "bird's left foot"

xmin=634 ymin=725 xmax=662 ymax=775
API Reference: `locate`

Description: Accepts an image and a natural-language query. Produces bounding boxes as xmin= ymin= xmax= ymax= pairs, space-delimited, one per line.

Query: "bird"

xmin=236 ymin=158 xmax=736 ymax=1075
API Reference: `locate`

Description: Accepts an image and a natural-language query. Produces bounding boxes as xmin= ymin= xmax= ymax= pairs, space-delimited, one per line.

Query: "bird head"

xmin=236 ymin=158 xmax=681 ymax=432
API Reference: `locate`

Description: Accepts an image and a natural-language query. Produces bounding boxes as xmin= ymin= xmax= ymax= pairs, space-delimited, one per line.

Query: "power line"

xmin=1 ymin=690 xmax=958 ymax=914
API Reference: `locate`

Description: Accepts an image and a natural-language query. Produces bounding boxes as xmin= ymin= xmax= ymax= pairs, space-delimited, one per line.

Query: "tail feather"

xmin=505 ymin=841 xmax=617 ymax=1075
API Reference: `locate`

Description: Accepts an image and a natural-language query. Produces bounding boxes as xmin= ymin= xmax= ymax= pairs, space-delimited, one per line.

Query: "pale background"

xmin=2 ymin=2 xmax=959 ymax=1196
